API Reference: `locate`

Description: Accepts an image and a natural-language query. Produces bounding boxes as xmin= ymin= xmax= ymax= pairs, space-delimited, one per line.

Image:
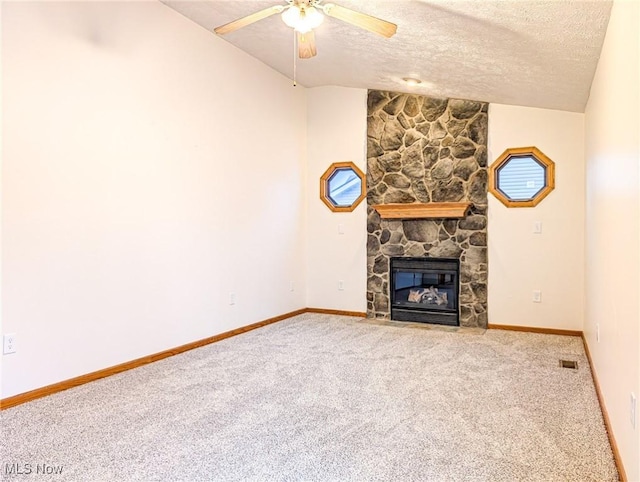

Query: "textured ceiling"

xmin=161 ymin=0 xmax=613 ymax=112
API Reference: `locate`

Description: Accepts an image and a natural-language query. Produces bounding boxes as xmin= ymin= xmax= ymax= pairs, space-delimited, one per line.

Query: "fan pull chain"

xmin=293 ymin=29 xmax=297 ymax=87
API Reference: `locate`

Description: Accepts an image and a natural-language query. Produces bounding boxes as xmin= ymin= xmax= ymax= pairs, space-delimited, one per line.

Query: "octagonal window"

xmin=489 ymin=147 xmax=555 ymax=207
xmin=320 ymin=162 xmax=366 ymax=212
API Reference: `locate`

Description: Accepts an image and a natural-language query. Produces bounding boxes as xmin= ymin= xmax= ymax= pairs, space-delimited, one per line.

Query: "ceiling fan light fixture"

xmin=282 ymin=5 xmax=301 ymax=28
xmin=303 ymin=7 xmax=325 ymax=29
xmin=282 ymin=5 xmax=324 ymax=33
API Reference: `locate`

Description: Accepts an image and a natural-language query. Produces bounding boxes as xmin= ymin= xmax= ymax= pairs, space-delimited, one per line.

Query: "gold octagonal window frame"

xmin=489 ymin=146 xmax=555 ymax=208
xmin=320 ymin=161 xmax=366 ymax=213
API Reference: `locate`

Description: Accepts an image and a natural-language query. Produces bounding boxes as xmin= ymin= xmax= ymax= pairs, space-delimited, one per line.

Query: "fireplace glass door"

xmin=390 ymin=257 xmax=460 ymax=326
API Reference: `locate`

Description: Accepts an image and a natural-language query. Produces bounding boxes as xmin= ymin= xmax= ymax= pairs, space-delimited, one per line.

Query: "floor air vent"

xmin=559 ymin=360 xmax=578 ymax=369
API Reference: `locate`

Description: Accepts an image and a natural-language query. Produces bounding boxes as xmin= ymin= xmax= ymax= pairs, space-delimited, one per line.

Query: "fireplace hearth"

xmin=390 ymin=257 xmax=460 ymax=326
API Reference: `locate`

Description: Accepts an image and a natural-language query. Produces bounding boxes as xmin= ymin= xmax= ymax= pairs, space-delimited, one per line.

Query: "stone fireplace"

xmin=366 ymin=90 xmax=488 ymax=328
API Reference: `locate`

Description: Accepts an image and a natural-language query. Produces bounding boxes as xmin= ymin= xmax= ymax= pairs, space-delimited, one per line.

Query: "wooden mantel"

xmin=372 ymin=202 xmax=471 ymax=219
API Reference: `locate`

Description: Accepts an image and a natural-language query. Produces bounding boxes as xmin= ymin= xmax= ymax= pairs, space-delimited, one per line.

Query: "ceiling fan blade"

xmin=297 ymin=31 xmax=317 ymax=59
xmin=323 ymin=3 xmax=397 ymax=38
xmin=214 ymin=5 xmax=284 ymax=35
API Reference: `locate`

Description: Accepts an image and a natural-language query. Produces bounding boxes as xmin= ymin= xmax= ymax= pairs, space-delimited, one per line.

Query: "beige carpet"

xmin=1 ymin=313 xmax=617 ymax=481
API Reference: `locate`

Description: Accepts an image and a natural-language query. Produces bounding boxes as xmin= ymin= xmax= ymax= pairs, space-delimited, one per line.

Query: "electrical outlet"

xmin=532 ymin=290 xmax=542 ymax=303
xmin=3 ymin=334 xmax=17 ymax=355
xmin=631 ymin=393 xmax=637 ymax=429
xmin=229 ymin=292 xmax=236 ymax=305
xmin=596 ymin=323 xmax=600 ymax=343
xmin=338 ymin=280 xmax=345 ymax=291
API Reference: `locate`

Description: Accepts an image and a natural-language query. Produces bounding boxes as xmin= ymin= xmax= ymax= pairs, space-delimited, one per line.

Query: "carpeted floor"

xmin=1 ymin=313 xmax=618 ymax=481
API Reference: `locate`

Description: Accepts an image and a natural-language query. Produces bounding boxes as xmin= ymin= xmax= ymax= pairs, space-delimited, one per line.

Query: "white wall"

xmin=487 ymin=105 xmax=585 ymax=330
xmin=305 ymin=87 xmax=367 ymax=312
xmin=584 ymin=0 xmax=640 ymax=478
xmin=1 ymin=1 xmax=307 ymax=398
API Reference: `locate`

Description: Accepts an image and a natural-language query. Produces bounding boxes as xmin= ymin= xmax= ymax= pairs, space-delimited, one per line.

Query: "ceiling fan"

xmin=214 ymin=0 xmax=397 ymax=59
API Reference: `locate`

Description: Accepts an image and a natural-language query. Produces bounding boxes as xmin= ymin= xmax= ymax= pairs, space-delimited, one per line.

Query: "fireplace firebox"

xmin=390 ymin=257 xmax=460 ymax=326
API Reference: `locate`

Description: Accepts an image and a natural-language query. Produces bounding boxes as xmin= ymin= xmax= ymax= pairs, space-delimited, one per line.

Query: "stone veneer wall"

xmin=366 ymin=90 xmax=489 ymax=328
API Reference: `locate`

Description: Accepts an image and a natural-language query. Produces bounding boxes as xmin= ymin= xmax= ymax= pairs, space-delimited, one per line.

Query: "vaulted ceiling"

xmin=162 ymin=0 xmax=613 ymax=112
